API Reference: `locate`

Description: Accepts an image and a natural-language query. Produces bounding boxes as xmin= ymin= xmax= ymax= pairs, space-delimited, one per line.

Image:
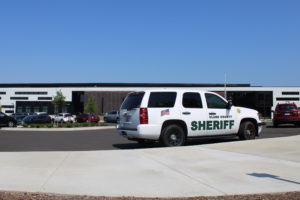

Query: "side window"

xmin=182 ymin=92 xmax=203 ymax=108
xmin=148 ymin=92 xmax=177 ymax=108
xmin=205 ymin=93 xmax=227 ymax=109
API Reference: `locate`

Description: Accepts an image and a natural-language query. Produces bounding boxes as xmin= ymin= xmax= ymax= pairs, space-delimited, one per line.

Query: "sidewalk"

xmin=0 ymin=136 xmax=299 ymax=198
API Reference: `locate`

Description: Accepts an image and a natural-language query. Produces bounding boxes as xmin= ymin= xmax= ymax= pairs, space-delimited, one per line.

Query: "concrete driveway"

xmin=0 ymin=135 xmax=299 ymax=198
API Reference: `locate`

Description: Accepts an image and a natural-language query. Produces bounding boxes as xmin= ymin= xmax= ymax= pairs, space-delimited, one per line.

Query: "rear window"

xmin=148 ymin=92 xmax=177 ymax=108
xmin=277 ymin=105 xmax=297 ymax=111
xmin=121 ymin=92 xmax=145 ymax=109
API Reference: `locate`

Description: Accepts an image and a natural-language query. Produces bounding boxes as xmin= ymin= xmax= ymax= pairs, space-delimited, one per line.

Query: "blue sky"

xmin=0 ymin=0 xmax=299 ymax=86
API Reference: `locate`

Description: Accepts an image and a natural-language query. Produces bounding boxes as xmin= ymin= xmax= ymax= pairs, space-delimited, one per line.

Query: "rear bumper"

xmin=273 ymin=119 xmax=300 ymax=124
xmin=117 ymin=124 xmax=161 ymax=140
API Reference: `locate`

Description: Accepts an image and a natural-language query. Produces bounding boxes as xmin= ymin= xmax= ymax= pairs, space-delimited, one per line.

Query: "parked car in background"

xmin=104 ymin=110 xmax=119 ymax=123
xmin=76 ymin=113 xmax=100 ymax=123
xmin=273 ymin=103 xmax=300 ymax=127
xmin=10 ymin=112 xmax=29 ymax=125
xmin=0 ymin=112 xmax=17 ymax=127
xmin=53 ymin=113 xmax=74 ymax=123
xmin=23 ymin=114 xmax=52 ymax=124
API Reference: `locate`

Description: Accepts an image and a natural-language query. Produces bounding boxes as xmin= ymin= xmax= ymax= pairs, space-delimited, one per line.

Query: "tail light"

xmin=140 ymin=108 xmax=148 ymax=124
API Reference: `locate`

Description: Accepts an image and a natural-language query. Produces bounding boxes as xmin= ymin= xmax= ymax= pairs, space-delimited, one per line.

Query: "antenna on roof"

xmin=224 ymin=70 xmax=227 ymax=99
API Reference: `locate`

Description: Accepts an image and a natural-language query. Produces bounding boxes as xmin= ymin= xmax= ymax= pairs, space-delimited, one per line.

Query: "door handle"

xmin=182 ymin=112 xmax=191 ymax=115
xmin=209 ymin=112 xmax=216 ymax=115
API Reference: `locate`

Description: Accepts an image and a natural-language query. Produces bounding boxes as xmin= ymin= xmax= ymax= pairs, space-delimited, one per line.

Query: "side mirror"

xmin=227 ymin=99 xmax=233 ymax=109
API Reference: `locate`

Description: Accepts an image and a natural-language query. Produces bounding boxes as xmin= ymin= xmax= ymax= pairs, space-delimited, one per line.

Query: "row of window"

xmin=15 ymin=106 xmax=68 ymax=114
xmin=0 ymin=92 xmax=48 ymax=95
xmin=15 ymin=91 xmax=47 ymax=95
xmin=9 ymin=97 xmax=52 ymax=100
xmin=147 ymin=92 xmax=227 ymax=109
xmin=282 ymin=91 xmax=299 ymax=95
xmin=276 ymin=97 xmax=300 ymax=101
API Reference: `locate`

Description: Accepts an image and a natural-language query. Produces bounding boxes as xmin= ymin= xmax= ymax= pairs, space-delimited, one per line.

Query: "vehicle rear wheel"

xmin=273 ymin=122 xmax=278 ymax=128
xmin=160 ymin=124 xmax=186 ymax=147
xmin=238 ymin=121 xmax=256 ymax=140
xmin=8 ymin=121 xmax=15 ymax=127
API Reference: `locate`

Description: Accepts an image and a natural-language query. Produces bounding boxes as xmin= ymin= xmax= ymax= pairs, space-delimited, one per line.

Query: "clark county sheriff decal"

xmin=191 ymin=120 xmax=234 ymax=131
xmin=237 ymin=108 xmax=241 ymax=114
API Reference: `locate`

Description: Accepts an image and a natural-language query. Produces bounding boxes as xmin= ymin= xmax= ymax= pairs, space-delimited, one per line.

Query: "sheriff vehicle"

xmin=117 ymin=89 xmax=264 ymax=147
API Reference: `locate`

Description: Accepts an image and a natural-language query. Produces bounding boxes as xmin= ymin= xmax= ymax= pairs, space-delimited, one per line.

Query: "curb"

xmin=0 ymin=126 xmax=117 ymax=131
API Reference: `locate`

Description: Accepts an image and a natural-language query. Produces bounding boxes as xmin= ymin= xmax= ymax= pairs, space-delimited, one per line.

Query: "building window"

xmin=5 ymin=110 xmax=14 ymax=114
xmin=26 ymin=106 xmax=31 ymax=113
xmin=34 ymin=106 xmax=40 ymax=113
xmin=0 ymin=92 xmax=6 ymax=95
xmin=62 ymin=106 xmax=68 ymax=113
xmin=276 ymin=97 xmax=300 ymax=101
xmin=17 ymin=107 xmax=23 ymax=113
xmin=38 ymin=97 xmax=52 ymax=100
xmin=282 ymin=92 xmax=299 ymax=95
xmin=1 ymin=105 xmax=14 ymax=108
xmin=10 ymin=97 xmax=29 ymax=100
xmin=15 ymin=91 xmax=47 ymax=95
xmin=42 ymin=106 xmax=48 ymax=113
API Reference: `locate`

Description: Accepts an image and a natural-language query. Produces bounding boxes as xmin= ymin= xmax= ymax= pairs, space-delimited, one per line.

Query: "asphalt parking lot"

xmin=0 ymin=122 xmax=299 ymax=152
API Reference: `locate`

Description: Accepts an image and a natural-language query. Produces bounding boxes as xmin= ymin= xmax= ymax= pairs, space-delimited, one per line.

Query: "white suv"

xmin=117 ymin=89 xmax=264 ymax=147
xmin=53 ymin=113 xmax=74 ymax=123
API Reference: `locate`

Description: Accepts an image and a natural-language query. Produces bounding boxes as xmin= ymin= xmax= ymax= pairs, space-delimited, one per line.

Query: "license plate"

xmin=284 ymin=113 xmax=290 ymax=116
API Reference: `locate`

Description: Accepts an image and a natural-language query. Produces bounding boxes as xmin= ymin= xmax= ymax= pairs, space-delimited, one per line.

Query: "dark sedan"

xmin=23 ymin=114 xmax=51 ymax=124
xmin=0 ymin=112 xmax=17 ymax=127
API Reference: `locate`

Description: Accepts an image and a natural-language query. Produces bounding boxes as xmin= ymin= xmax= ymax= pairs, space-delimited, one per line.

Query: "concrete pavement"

xmin=0 ymin=136 xmax=300 ymax=198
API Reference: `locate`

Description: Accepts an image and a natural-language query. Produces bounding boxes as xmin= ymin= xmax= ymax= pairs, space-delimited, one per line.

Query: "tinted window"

xmin=183 ymin=92 xmax=202 ymax=108
xmin=205 ymin=93 xmax=227 ymax=109
xmin=277 ymin=105 xmax=297 ymax=111
xmin=148 ymin=92 xmax=177 ymax=108
xmin=121 ymin=92 xmax=145 ymax=109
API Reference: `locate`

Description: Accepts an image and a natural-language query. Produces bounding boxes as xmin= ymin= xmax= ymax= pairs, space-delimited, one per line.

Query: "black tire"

xmin=8 ymin=121 xmax=15 ymax=127
xmin=273 ymin=122 xmax=278 ymax=128
xmin=160 ymin=124 xmax=186 ymax=147
xmin=238 ymin=121 xmax=256 ymax=140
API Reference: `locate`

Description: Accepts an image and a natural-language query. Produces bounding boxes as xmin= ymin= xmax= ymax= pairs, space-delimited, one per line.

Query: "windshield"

xmin=277 ymin=105 xmax=297 ymax=111
xmin=121 ymin=92 xmax=145 ymax=110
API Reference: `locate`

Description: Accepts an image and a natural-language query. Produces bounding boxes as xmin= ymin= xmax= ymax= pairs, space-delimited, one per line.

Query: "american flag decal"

xmin=161 ymin=109 xmax=170 ymax=116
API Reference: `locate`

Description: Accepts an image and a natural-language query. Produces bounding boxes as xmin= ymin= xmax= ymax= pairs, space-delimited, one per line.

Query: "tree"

xmin=52 ymin=90 xmax=66 ymax=113
xmin=84 ymin=95 xmax=97 ymax=114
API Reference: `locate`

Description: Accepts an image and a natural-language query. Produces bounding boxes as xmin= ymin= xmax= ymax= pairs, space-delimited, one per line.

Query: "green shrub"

xmin=36 ymin=124 xmax=40 ymax=128
xmin=30 ymin=124 xmax=36 ymax=128
xmin=74 ymin=123 xmax=80 ymax=127
xmin=22 ymin=123 xmax=28 ymax=128
xmin=91 ymin=122 xmax=98 ymax=126
xmin=58 ymin=123 xmax=63 ymax=128
xmin=100 ymin=122 xmax=108 ymax=126
xmin=47 ymin=123 xmax=53 ymax=128
xmin=66 ymin=123 xmax=73 ymax=128
xmin=82 ymin=122 xmax=89 ymax=127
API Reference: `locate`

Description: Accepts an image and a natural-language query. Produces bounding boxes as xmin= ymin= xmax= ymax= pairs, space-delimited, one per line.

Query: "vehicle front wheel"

xmin=8 ymin=121 xmax=15 ymax=127
xmin=160 ymin=124 xmax=186 ymax=147
xmin=238 ymin=121 xmax=256 ymax=140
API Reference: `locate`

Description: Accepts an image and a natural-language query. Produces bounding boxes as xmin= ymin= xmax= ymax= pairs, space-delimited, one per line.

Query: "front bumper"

xmin=257 ymin=122 xmax=265 ymax=136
